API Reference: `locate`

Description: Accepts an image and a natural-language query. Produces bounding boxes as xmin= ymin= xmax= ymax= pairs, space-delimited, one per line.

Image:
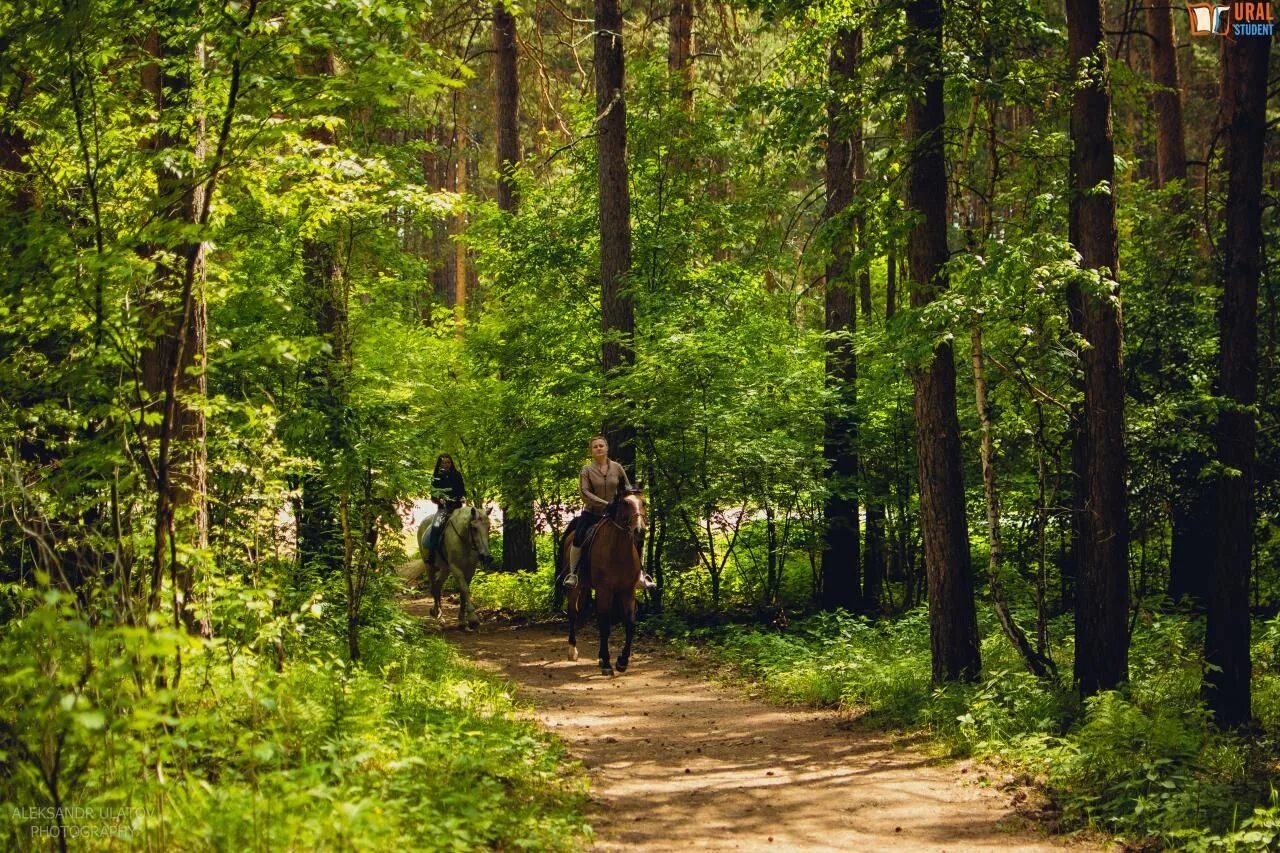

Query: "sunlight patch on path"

xmin=437 ymin=620 xmax=1106 ymax=852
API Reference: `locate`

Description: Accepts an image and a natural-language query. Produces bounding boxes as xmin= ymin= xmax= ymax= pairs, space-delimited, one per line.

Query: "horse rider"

xmin=564 ymin=435 xmax=656 ymax=590
xmin=423 ymin=453 xmax=466 ymax=566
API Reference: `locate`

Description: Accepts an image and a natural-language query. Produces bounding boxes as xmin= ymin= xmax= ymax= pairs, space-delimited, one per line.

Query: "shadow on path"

xmin=406 ymin=599 xmax=1103 ymax=853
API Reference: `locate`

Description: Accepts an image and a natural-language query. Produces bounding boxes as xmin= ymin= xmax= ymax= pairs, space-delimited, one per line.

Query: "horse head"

xmin=465 ymin=505 xmax=495 ymax=567
xmin=612 ymin=487 xmax=647 ymax=540
xmin=447 ymin=505 xmax=493 ymax=567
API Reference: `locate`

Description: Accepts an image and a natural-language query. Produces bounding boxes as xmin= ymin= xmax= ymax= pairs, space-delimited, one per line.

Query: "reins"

xmin=602 ymin=494 xmax=645 ymax=553
xmin=446 ymin=506 xmax=484 ymax=555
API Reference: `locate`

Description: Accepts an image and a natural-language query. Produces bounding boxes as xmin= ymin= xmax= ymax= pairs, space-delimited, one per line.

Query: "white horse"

xmin=401 ymin=505 xmax=493 ymax=629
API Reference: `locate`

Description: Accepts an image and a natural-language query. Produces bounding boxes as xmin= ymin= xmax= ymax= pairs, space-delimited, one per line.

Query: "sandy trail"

xmin=405 ymin=599 xmax=1100 ymax=852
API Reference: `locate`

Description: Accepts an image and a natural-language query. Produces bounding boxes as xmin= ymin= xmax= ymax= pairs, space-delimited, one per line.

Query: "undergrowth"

xmin=0 ymin=582 xmax=590 ymax=852
xmin=469 ymin=563 xmax=558 ymax=619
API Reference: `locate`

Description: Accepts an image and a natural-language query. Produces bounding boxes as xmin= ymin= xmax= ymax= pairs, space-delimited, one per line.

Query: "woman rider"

xmin=564 ymin=435 xmax=655 ymax=589
xmin=424 ymin=453 xmax=466 ymax=565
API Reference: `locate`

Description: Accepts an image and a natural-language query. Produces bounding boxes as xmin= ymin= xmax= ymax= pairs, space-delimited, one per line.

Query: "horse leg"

xmin=597 ymin=590 xmax=614 ymax=676
xmin=567 ymin=587 xmax=579 ymax=661
xmin=616 ymin=595 xmax=636 ymax=673
xmin=452 ymin=563 xmax=478 ymax=629
xmin=428 ymin=560 xmax=444 ymax=620
xmin=562 ymin=537 xmax=580 ymax=660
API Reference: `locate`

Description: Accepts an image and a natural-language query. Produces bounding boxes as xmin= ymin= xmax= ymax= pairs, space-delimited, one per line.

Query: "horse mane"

xmin=444 ymin=504 xmax=479 ymax=537
xmin=605 ymin=488 xmax=641 ymax=519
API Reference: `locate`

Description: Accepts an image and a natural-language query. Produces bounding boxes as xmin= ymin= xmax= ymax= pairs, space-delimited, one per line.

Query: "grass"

xmin=0 ymin=585 xmax=591 ymax=852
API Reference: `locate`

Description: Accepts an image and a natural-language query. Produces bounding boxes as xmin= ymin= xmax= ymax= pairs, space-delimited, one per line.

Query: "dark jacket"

xmin=432 ymin=467 xmax=466 ymax=510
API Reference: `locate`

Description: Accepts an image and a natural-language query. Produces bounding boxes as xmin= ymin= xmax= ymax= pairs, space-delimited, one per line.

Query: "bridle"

xmin=606 ymin=492 xmax=646 ymax=549
xmin=450 ymin=506 xmax=493 ymax=563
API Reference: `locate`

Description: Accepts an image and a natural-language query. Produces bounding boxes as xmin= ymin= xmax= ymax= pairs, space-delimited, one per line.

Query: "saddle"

xmin=427 ymin=508 xmax=461 ymax=567
xmin=559 ymin=516 xmax=605 ymax=587
xmin=578 ymin=518 xmax=604 ymax=576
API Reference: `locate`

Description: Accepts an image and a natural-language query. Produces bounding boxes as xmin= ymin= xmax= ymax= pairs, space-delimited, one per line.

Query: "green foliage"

xmin=1033 ymin=691 xmax=1226 ymax=839
xmin=673 ymin=610 xmax=933 ymax=718
xmin=470 ymin=564 xmax=558 ymax=619
xmin=0 ymin=585 xmax=590 ymax=852
xmin=1178 ymin=790 xmax=1280 ymax=853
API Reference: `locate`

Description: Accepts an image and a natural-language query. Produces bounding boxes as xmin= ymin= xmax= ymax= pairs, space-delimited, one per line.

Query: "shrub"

xmin=469 ymin=565 xmax=557 ymax=618
xmin=0 ymin=585 xmax=589 ymax=852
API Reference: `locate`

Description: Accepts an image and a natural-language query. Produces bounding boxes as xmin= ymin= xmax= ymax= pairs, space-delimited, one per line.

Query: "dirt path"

xmin=407 ymin=600 xmax=1101 ymax=852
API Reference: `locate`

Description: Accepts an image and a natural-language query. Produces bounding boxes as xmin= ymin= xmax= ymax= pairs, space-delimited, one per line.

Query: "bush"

xmin=0 ymin=584 xmax=589 ymax=852
xmin=1035 ymin=691 xmax=1230 ymax=838
xmin=469 ymin=565 xmax=557 ymax=618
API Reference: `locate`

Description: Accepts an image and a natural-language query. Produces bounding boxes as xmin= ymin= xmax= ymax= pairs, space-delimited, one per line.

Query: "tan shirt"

xmin=579 ymin=460 xmax=632 ymax=513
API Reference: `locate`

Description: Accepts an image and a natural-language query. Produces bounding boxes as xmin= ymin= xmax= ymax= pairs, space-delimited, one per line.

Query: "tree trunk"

xmin=494 ymin=2 xmax=521 ymax=210
xmin=1066 ymin=0 xmax=1130 ymax=697
xmin=1144 ymin=0 xmax=1187 ymax=190
xmin=1 ymin=74 xmax=34 ymax=213
xmin=596 ymin=0 xmax=635 ymax=471
xmin=140 ymin=29 xmax=208 ymax=631
xmin=454 ymin=118 xmax=468 ymax=328
xmin=904 ymin=0 xmax=981 ymax=682
xmin=1205 ymin=30 xmax=1270 ymax=729
xmin=821 ymin=28 xmax=861 ymax=612
xmin=973 ymin=325 xmax=1056 ymax=680
xmin=297 ymin=52 xmax=346 ymax=577
xmin=854 ymin=31 xmax=885 ymax=615
xmin=668 ymin=0 xmax=693 ymax=112
xmin=1145 ymin=0 xmax=1203 ymax=605
xmin=493 ymin=4 xmax=537 ymax=572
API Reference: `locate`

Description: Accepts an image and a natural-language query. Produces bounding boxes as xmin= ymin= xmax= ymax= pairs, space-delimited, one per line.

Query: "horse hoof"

xmin=600 ymin=664 xmax=613 ymax=677
xmin=569 ymin=647 xmax=579 ymax=662
xmin=615 ymin=659 xmax=628 ymax=673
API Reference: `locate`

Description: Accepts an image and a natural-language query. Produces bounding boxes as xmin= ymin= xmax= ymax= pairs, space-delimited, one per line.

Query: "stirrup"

xmin=639 ymin=571 xmax=657 ymax=590
xmin=563 ymin=572 xmax=578 ymax=588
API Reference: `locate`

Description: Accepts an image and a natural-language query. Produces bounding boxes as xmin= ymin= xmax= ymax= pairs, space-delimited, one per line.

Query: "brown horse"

xmin=560 ymin=490 xmax=646 ymax=675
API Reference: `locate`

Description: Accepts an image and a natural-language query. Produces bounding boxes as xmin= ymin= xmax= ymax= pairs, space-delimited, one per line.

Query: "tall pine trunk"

xmin=1065 ymin=0 xmax=1129 ymax=696
xmin=668 ymin=0 xmax=693 ymax=112
xmin=904 ymin=0 xmax=980 ymax=682
xmin=297 ymin=52 xmax=346 ymax=578
xmin=821 ymin=28 xmax=861 ymax=612
xmin=1142 ymin=0 xmax=1208 ymax=610
xmin=494 ymin=2 xmax=520 ymax=210
xmin=493 ymin=1 xmax=537 ymax=572
xmin=855 ymin=33 xmax=885 ymax=614
xmin=1205 ymin=30 xmax=1270 ymax=728
xmin=596 ymin=0 xmax=635 ymax=471
xmin=1144 ymin=0 xmax=1187 ymax=191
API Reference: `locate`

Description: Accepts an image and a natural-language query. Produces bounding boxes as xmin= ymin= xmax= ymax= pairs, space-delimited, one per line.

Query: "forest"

xmin=0 ymin=0 xmax=1277 ymax=848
